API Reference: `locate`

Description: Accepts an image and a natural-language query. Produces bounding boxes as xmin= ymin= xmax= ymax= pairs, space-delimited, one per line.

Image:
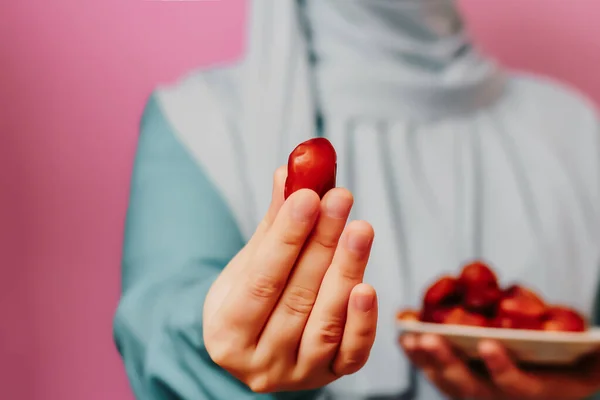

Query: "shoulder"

xmin=497 ymin=73 xmax=599 ymax=169
xmin=504 ymin=72 xmax=598 ymax=136
xmin=150 ymin=62 xmax=245 ymax=136
xmin=138 ymin=63 xmax=257 ymax=240
xmin=501 ymin=72 xmax=600 ymax=225
xmin=138 ymin=63 xmax=245 ymax=174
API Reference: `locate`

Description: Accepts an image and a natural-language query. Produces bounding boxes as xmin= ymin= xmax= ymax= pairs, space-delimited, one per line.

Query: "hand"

xmin=400 ymin=333 xmax=600 ymax=399
xmin=204 ymin=166 xmax=377 ymax=393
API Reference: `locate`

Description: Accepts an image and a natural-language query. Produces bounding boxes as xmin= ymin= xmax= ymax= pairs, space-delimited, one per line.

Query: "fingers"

xmin=404 ymin=334 xmax=495 ymax=400
xmin=480 ymin=340 xmax=600 ymax=400
xmin=332 ymin=283 xmax=378 ymax=376
xmin=401 ymin=334 xmax=469 ymax=399
xmin=298 ymin=221 xmax=374 ymax=370
xmin=257 ymin=188 xmax=353 ymax=353
xmin=400 ymin=334 xmax=437 ymax=370
xmin=221 ymin=166 xmax=287 ymax=278
xmin=479 ymin=340 xmax=545 ymax=399
xmin=403 ymin=335 xmax=600 ymax=400
xmin=216 ymin=188 xmax=321 ymax=345
xmin=204 ymin=166 xmax=287 ymax=322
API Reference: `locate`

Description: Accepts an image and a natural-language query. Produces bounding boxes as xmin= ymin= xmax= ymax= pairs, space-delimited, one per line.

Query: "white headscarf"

xmin=298 ymin=1 xmax=505 ymax=397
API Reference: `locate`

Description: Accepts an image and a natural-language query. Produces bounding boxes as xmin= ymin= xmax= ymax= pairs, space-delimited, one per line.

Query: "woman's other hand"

xmin=400 ymin=333 xmax=600 ymax=399
xmin=203 ymin=166 xmax=377 ymax=393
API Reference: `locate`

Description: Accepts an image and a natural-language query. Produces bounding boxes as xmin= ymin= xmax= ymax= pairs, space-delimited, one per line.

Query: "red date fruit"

xmin=399 ymin=262 xmax=589 ymax=333
xmin=464 ymin=287 xmax=502 ymax=316
xmin=459 ymin=261 xmax=502 ymax=313
xmin=421 ymin=276 xmax=463 ymax=323
xmin=493 ymin=315 xmax=521 ymax=329
xmin=493 ymin=313 xmax=542 ymax=330
xmin=459 ymin=261 xmax=498 ymax=289
xmin=423 ymin=276 xmax=463 ymax=309
xmin=496 ymin=286 xmax=546 ymax=330
xmin=396 ymin=309 xmax=420 ymax=322
xmin=542 ymin=306 xmax=587 ymax=332
xmin=442 ymin=307 xmax=489 ymax=327
xmin=420 ymin=306 xmax=456 ymax=324
xmin=502 ymin=284 xmax=543 ymax=303
xmin=284 ymin=138 xmax=337 ymax=200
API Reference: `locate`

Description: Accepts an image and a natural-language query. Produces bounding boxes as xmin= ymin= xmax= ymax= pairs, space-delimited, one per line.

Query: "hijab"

xmin=297 ymin=1 xmax=505 ymax=397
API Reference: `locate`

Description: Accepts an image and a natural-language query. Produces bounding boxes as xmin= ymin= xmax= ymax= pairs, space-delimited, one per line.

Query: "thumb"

xmin=249 ymin=165 xmax=287 ymax=246
xmin=266 ymin=165 xmax=288 ymax=225
xmin=234 ymin=165 xmax=288 ymax=266
xmin=206 ymin=165 xmax=288 ymax=313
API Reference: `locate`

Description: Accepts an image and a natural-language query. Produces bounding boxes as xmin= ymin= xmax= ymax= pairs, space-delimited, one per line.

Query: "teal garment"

xmin=113 ymin=94 xmax=319 ymax=400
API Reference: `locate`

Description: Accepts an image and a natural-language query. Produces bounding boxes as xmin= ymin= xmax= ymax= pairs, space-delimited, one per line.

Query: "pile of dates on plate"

xmin=397 ymin=261 xmax=587 ymax=332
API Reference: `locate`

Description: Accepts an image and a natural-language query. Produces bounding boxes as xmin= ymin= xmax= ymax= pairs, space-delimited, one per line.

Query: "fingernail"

xmin=291 ymin=191 xmax=319 ymax=221
xmin=353 ymin=293 xmax=375 ymax=312
xmin=346 ymin=230 xmax=373 ymax=254
xmin=323 ymin=191 xmax=352 ymax=219
xmin=478 ymin=340 xmax=495 ymax=356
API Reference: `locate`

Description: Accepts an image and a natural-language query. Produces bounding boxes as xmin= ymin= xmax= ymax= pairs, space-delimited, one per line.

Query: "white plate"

xmin=397 ymin=320 xmax=600 ymax=365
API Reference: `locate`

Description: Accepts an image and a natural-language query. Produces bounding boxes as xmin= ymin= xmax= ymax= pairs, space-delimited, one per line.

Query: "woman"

xmin=113 ymin=0 xmax=600 ymax=399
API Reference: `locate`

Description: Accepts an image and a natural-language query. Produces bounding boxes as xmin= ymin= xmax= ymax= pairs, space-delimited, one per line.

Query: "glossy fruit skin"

xmin=464 ymin=287 xmax=502 ymax=315
xmin=442 ymin=307 xmax=489 ymax=327
xmin=402 ymin=263 xmax=590 ymax=332
xmin=495 ymin=286 xmax=546 ymax=330
xmin=459 ymin=261 xmax=498 ymax=288
xmin=421 ymin=306 xmax=456 ymax=324
xmin=493 ymin=315 xmax=522 ymax=329
xmin=492 ymin=313 xmax=542 ymax=330
xmin=284 ymin=138 xmax=337 ymax=200
xmin=459 ymin=261 xmax=502 ymax=314
xmin=423 ymin=276 xmax=463 ymax=308
xmin=503 ymin=284 xmax=543 ymax=303
xmin=421 ymin=276 xmax=464 ymax=323
xmin=542 ymin=306 xmax=587 ymax=332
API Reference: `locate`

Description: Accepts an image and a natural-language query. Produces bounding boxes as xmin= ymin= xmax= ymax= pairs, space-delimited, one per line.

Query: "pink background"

xmin=1 ymin=0 xmax=599 ymax=399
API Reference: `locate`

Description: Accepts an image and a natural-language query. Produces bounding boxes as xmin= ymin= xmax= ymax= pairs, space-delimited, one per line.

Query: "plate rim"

xmin=397 ymin=320 xmax=600 ymax=344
